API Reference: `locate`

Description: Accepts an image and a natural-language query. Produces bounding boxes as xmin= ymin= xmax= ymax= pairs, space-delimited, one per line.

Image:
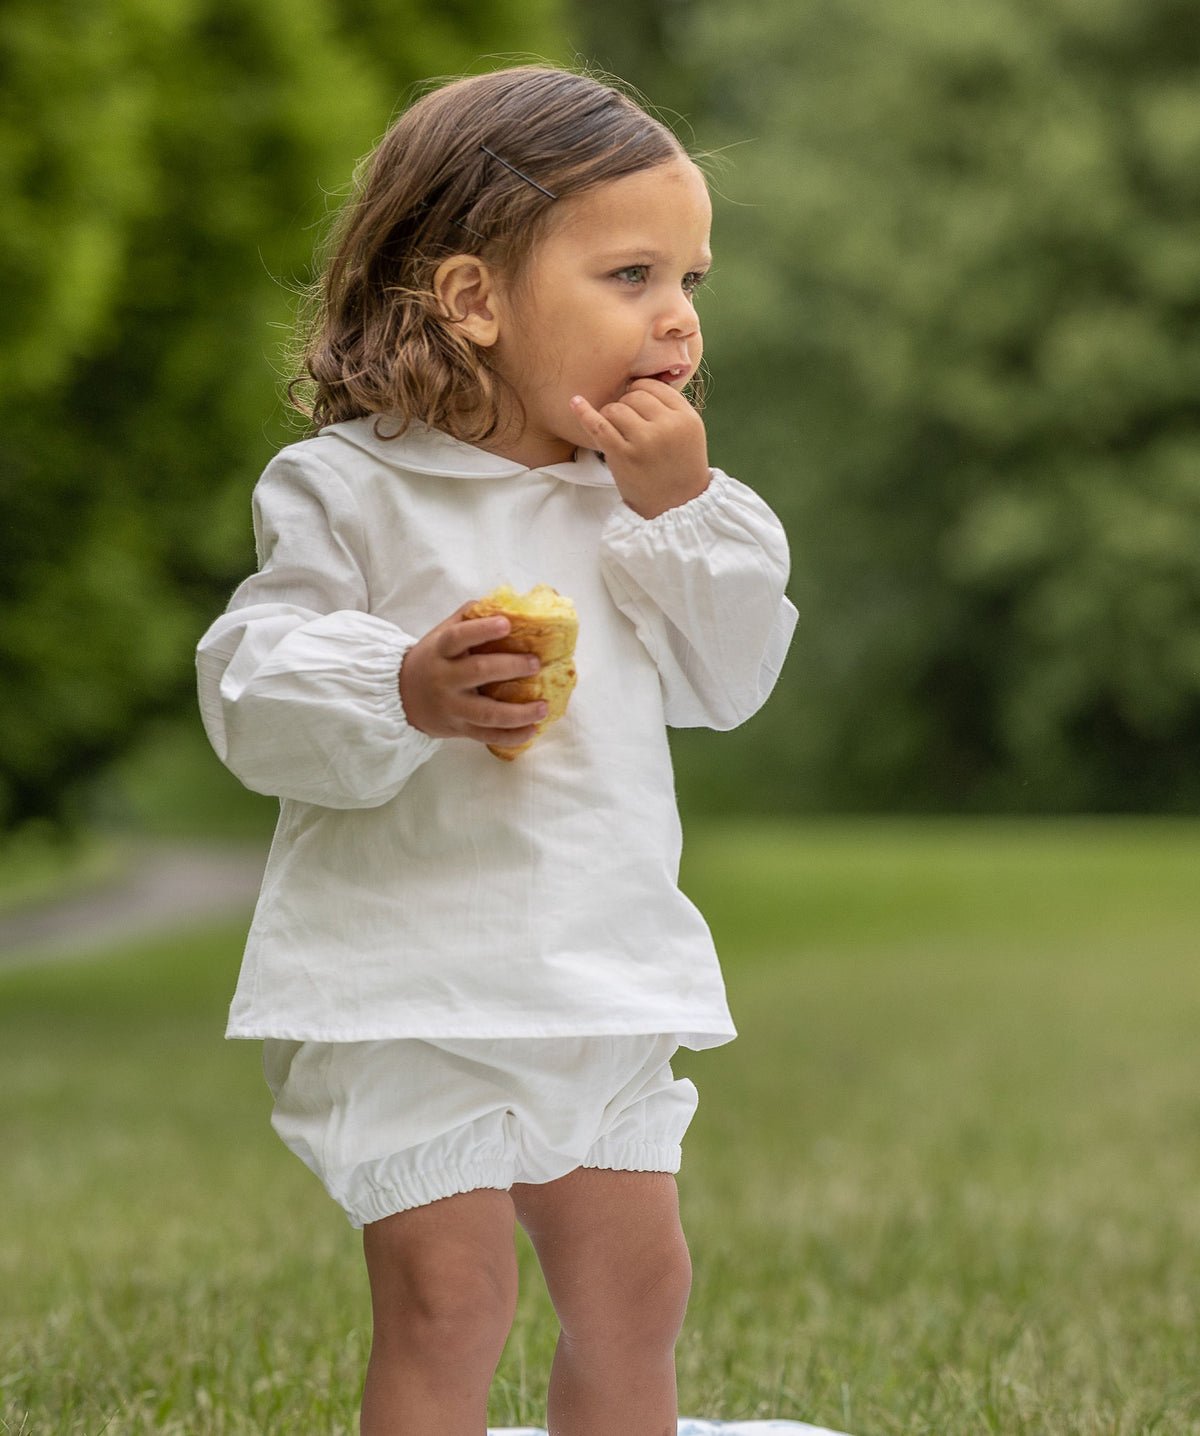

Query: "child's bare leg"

xmin=360 ymin=1188 xmax=518 ymax=1435
xmin=512 ymin=1168 xmax=691 ymax=1436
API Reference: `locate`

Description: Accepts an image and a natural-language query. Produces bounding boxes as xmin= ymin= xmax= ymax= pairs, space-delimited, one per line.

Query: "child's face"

xmin=489 ymin=156 xmax=712 ymax=469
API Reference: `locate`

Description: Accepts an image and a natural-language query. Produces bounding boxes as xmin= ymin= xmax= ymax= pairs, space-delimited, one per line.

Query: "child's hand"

xmin=399 ymin=606 xmax=548 ymax=746
xmin=570 ymin=379 xmax=710 ymax=520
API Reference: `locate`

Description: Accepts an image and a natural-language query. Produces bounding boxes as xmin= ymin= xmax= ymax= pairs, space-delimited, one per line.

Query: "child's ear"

xmin=432 ymin=255 xmax=501 ymax=348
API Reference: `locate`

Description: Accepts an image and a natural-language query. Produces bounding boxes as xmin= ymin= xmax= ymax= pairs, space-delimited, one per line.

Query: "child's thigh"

xmin=363 ymin=1187 xmax=520 ymax=1324
xmin=511 ymin=1168 xmax=691 ymax=1335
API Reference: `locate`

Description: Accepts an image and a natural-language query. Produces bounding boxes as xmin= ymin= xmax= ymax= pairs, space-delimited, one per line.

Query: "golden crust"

xmin=462 ymin=584 xmax=579 ymax=760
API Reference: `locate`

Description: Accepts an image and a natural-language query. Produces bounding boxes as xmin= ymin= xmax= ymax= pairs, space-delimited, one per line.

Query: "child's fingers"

xmin=458 ymin=649 xmax=541 ymax=691
xmin=623 ymin=376 xmax=692 ymax=409
xmin=575 ymin=384 xmax=697 ymax=448
xmin=473 ymin=697 xmax=547 ymax=730
xmin=471 ymin=722 xmax=541 ymax=750
xmin=570 ymin=394 xmax=625 ymax=449
xmin=611 ymin=386 xmax=702 ymax=436
xmin=437 ymin=612 xmax=512 ymax=658
xmin=602 ymin=392 xmax=665 ymax=435
xmin=462 ymin=693 xmax=547 ymax=742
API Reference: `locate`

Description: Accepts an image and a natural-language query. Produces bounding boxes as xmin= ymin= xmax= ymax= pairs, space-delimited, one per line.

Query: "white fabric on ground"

xmin=488 ymin=1422 xmax=851 ymax=1435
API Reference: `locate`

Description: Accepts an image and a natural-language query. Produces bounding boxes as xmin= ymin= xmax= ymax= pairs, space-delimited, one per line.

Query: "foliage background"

xmin=3 ymin=0 xmax=1200 ymax=827
xmin=0 ymin=0 xmax=565 ymax=830
xmin=578 ymin=0 xmax=1200 ymax=816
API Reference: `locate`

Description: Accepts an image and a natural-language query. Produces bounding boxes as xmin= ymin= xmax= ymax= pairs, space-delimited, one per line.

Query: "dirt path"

xmin=0 ymin=843 xmax=268 ymax=967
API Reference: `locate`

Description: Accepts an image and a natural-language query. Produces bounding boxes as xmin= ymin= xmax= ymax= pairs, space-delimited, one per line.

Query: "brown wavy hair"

xmin=290 ymin=65 xmax=689 ymax=444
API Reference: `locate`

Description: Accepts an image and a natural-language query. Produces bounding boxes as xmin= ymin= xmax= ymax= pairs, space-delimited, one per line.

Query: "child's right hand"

xmin=399 ymin=605 xmax=549 ymax=746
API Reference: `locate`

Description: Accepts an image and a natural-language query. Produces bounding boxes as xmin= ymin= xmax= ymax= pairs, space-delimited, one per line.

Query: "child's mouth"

xmin=636 ymin=366 xmax=690 ymax=387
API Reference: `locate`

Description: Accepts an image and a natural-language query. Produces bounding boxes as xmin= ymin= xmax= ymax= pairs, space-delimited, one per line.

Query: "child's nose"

xmin=655 ymin=292 xmax=700 ymax=340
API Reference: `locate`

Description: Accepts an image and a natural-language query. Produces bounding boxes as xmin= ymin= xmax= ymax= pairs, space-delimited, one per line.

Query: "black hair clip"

xmin=480 ymin=144 xmax=558 ymax=201
xmin=454 ymin=217 xmax=489 ymax=242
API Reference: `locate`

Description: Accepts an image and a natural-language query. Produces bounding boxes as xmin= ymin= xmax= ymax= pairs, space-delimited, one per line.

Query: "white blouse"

xmin=196 ymin=419 xmax=797 ymax=1049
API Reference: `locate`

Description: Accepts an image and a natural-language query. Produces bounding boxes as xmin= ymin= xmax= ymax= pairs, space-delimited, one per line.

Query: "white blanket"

xmin=490 ymin=1422 xmax=850 ymax=1435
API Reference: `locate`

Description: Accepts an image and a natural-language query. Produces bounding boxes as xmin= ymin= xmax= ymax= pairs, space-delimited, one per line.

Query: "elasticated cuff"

xmin=583 ymin=1136 xmax=683 ymax=1174
xmin=339 ymin=1159 xmax=517 ymax=1228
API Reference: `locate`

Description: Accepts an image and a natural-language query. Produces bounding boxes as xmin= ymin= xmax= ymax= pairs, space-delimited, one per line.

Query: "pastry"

xmin=463 ymin=583 xmax=578 ymax=759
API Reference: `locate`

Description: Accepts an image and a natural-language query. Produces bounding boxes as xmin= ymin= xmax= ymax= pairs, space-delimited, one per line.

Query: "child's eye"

xmin=611 ymin=264 xmax=709 ymax=292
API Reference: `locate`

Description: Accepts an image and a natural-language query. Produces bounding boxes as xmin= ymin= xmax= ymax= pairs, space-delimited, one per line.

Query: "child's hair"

xmin=290 ymin=65 xmax=688 ymax=444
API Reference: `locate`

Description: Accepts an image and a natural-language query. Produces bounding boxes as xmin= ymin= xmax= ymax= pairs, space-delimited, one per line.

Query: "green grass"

xmin=3 ymin=819 xmax=1200 ymax=1434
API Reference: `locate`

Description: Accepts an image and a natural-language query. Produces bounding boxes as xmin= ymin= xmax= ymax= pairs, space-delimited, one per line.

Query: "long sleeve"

xmin=597 ymin=469 xmax=798 ymax=730
xmin=196 ymin=451 xmax=441 ymax=808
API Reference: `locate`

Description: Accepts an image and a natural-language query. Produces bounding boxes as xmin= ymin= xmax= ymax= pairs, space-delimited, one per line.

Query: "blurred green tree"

xmin=580 ymin=0 xmax=1200 ymax=813
xmin=0 ymin=0 xmax=564 ymax=828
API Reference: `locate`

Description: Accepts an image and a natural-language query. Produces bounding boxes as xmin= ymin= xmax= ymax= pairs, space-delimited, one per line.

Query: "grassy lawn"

xmin=2 ymin=818 xmax=1199 ymax=1434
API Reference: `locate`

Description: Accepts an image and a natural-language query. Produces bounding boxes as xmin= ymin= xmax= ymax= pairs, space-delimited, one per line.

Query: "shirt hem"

xmin=226 ymin=1018 xmax=737 ymax=1051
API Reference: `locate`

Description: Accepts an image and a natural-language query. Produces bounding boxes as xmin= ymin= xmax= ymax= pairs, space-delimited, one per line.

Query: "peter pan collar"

xmin=317 ymin=416 xmax=615 ymax=489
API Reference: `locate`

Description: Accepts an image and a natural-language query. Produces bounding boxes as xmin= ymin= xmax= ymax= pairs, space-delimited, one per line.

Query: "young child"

xmin=197 ymin=64 xmax=797 ymax=1435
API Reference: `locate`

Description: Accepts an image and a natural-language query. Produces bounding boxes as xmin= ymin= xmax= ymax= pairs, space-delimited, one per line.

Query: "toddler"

xmin=197 ymin=64 xmax=797 ymax=1436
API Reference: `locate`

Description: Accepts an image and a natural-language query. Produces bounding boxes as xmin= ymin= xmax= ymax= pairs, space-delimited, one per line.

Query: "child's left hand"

xmin=570 ymin=379 xmax=710 ymax=520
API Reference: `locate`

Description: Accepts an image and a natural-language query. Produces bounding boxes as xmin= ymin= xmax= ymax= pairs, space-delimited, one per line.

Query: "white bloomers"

xmin=263 ymin=1034 xmax=699 ymax=1228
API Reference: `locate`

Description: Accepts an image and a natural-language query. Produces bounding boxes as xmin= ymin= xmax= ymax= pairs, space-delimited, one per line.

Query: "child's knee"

xmin=567 ymin=1227 xmax=693 ymax=1355
xmin=385 ymin=1251 xmax=518 ymax=1368
xmin=407 ymin=1258 xmax=517 ymax=1360
xmin=632 ymin=1227 xmax=693 ymax=1346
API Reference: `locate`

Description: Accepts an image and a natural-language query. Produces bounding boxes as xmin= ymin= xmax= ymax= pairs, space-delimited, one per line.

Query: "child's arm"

xmin=577 ymin=386 xmax=797 ymax=730
xmin=196 ymin=455 xmax=428 ymax=807
xmin=197 ymin=453 xmax=537 ymax=808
